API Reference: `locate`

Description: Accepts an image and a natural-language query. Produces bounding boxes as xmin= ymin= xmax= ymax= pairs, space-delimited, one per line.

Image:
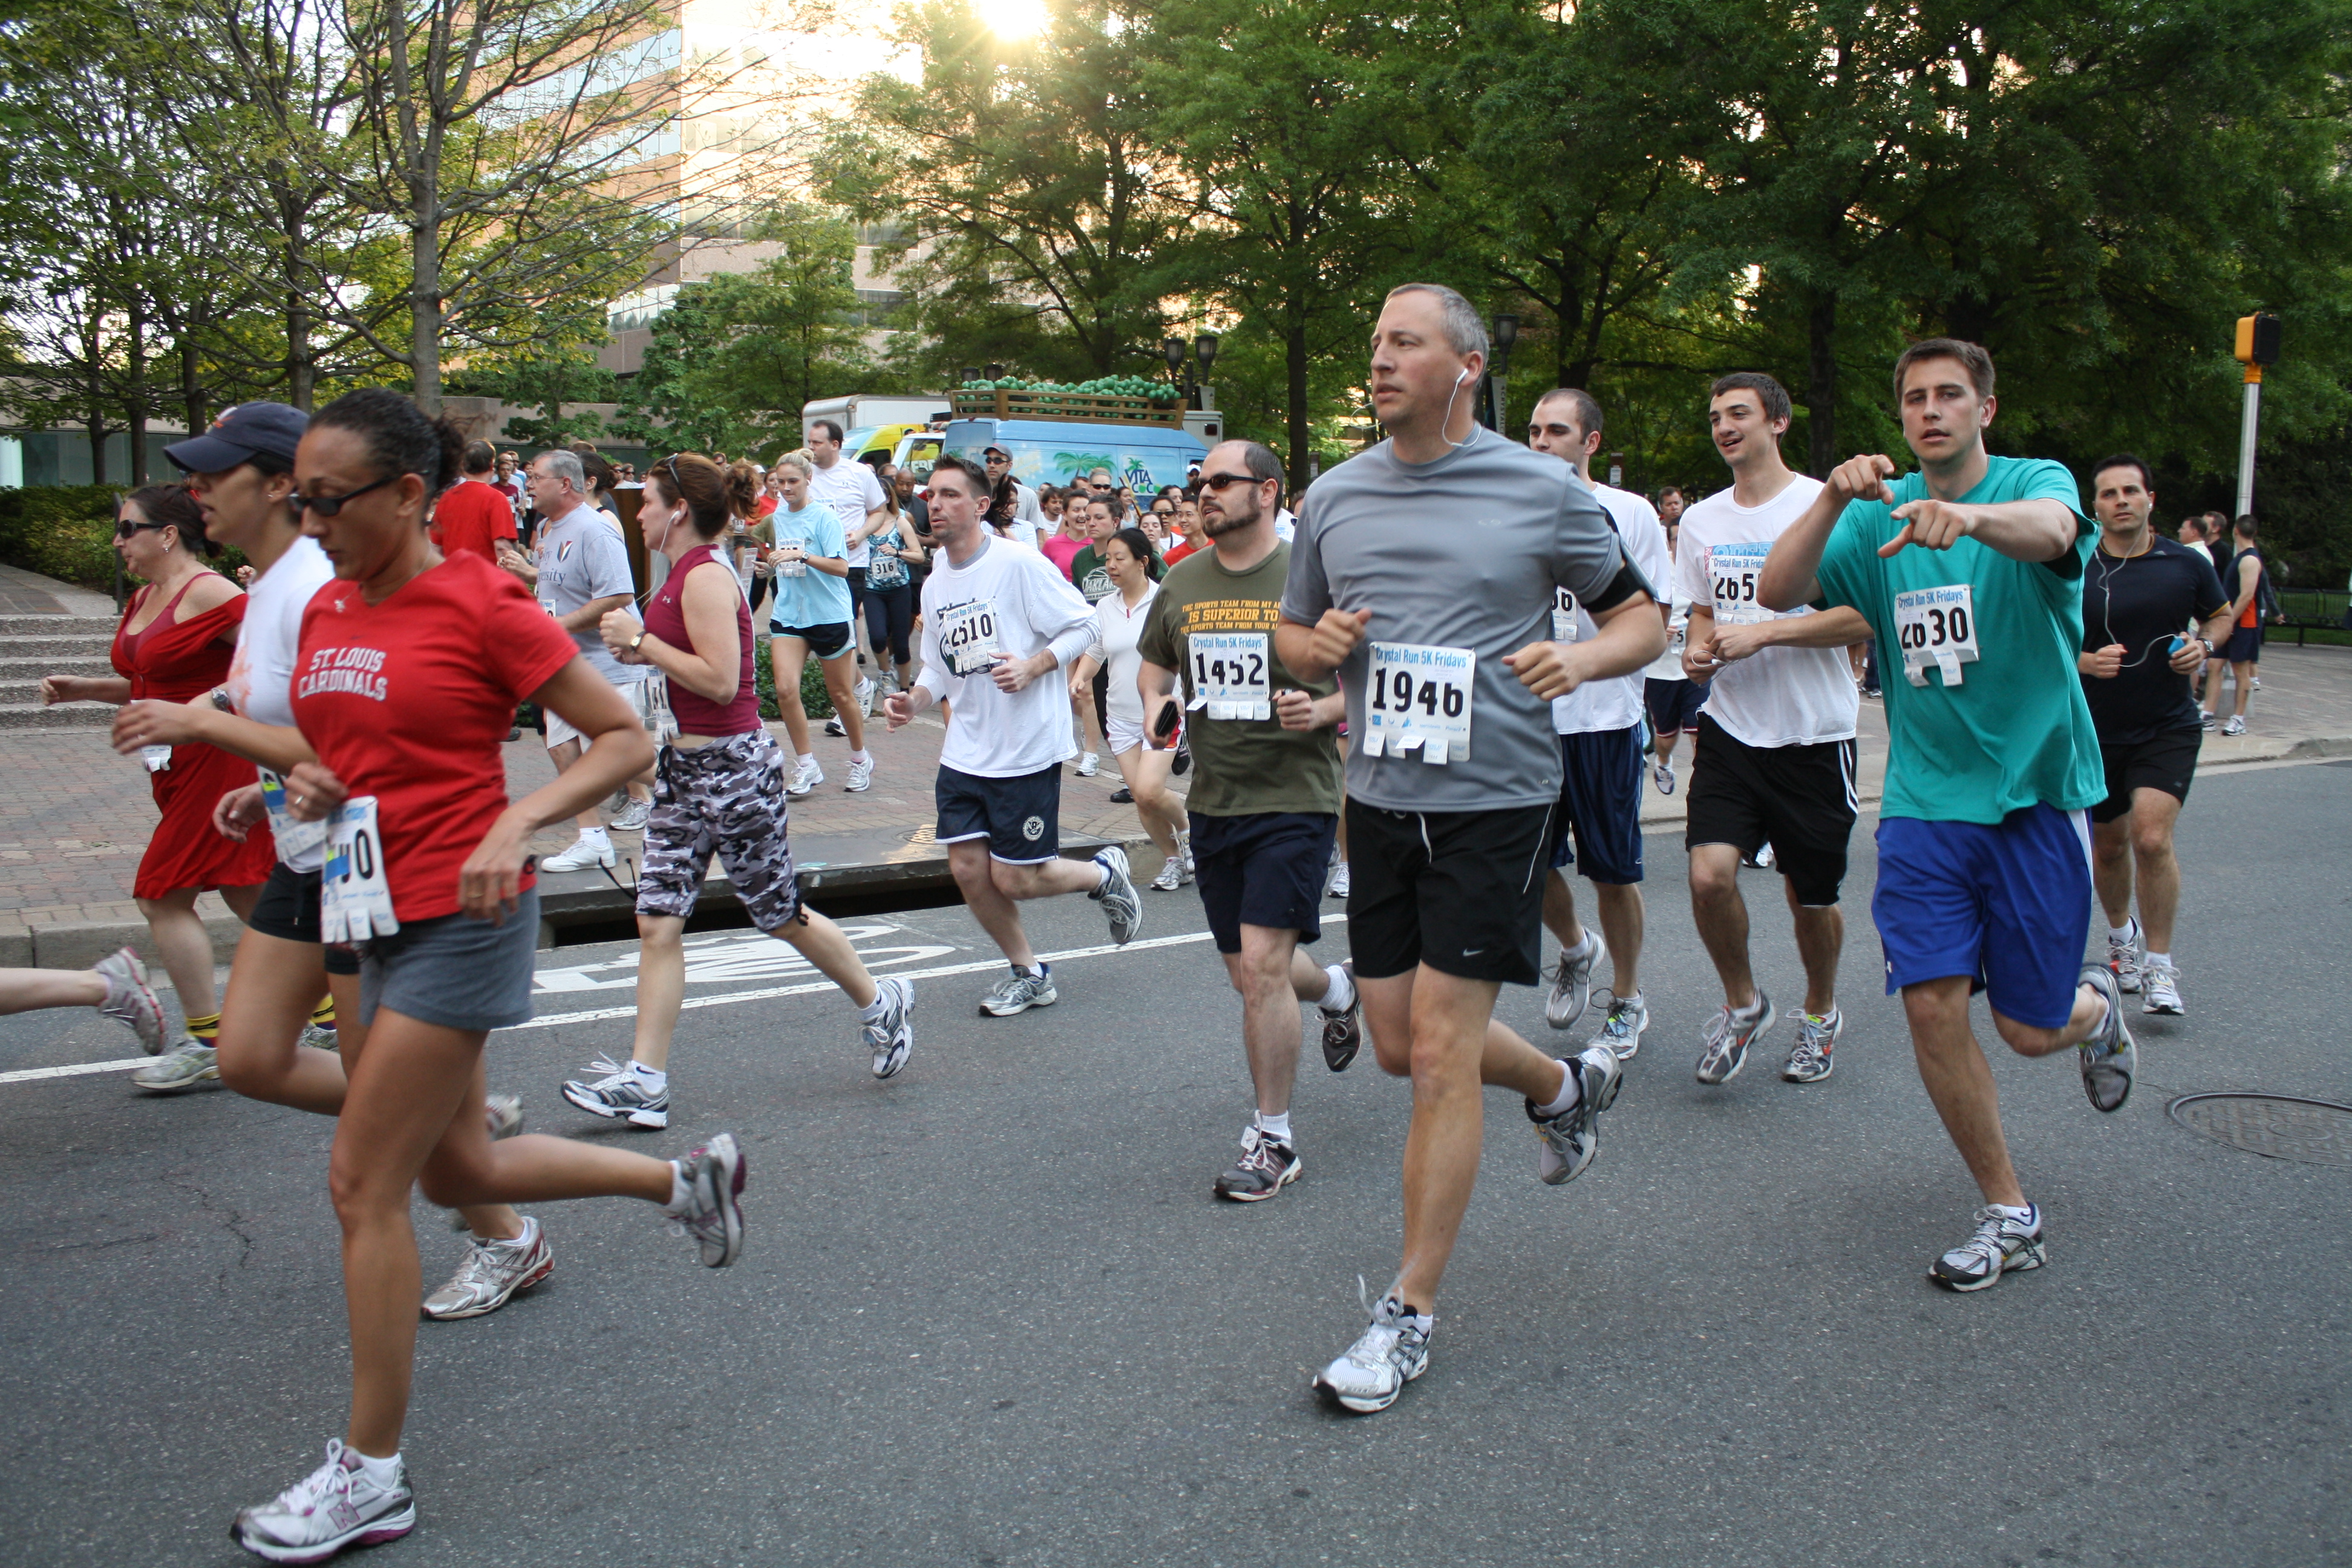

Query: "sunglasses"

xmin=114 ymin=519 xmax=171 ymax=540
xmin=1198 ymin=471 xmax=1264 ymax=491
xmin=285 ymin=472 xmax=400 ymax=518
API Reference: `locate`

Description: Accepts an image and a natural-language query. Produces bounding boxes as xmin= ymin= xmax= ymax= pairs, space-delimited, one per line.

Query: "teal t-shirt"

xmin=1815 ymin=455 xmax=2103 ymax=825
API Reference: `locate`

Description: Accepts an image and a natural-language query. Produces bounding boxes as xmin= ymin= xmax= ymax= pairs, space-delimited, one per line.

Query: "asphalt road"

xmin=2 ymin=759 xmax=2346 ymax=1567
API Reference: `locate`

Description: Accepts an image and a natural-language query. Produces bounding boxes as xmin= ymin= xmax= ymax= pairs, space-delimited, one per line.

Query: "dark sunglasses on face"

xmin=114 ymin=519 xmax=170 ymax=540
xmin=1198 ymin=471 xmax=1262 ymax=491
xmin=285 ymin=472 xmax=400 ymax=518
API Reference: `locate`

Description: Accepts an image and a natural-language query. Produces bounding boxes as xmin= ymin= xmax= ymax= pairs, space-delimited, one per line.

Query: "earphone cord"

xmin=1436 ymin=370 xmax=1475 ymax=452
xmin=2092 ymin=545 xmax=2195 ymax=669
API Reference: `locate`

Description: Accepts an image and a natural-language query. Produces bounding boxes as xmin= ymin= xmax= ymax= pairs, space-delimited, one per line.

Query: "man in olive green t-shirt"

xmin=1137 ymin=440 xmax=1361 ymax=1204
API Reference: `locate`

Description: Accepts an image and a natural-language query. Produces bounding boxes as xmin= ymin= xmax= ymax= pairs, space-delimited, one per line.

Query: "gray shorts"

xmin=358 ymin=885 xmax=540 ymax=1031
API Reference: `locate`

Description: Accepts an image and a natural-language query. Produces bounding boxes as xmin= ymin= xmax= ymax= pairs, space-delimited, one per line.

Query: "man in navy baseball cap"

xmin=164 ymin=402 xmax=306 ymax=474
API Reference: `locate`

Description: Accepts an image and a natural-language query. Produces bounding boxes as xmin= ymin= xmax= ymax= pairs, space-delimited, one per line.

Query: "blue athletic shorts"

xmin=1190 ymin=810 xmax=1336 ymax=954
xmin=1645 ymin=676 xmax=1708 ymax=736
xmin=936 ymin=762 xmax=1062 ymax=864
xmin=1872 ymin=804 xmax=2093 ymax=1028
xmin=1548 ymin=727 xmax=1645 ymax=885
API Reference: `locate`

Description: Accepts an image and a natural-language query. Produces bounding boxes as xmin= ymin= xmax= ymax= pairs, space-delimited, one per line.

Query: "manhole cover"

xmin=903 ymin=825 xmax=936 ymax=846
xmin=2167 ymin=1093 xmax=2352 ymax=1169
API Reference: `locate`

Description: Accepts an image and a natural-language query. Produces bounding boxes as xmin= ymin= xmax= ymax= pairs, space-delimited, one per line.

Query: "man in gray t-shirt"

xmin=1274 ymin=283 xmax=1663 ymax=1417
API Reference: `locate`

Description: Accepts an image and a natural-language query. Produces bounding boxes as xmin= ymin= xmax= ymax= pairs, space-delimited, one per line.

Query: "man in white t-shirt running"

xmin=883 ymin=456 xmax=1143 ymax=1016
xmin=1678 ymin=373 xmax=1872 ymax=1086
xmin=1526 ymin=389 xmax=1673 ymax=1062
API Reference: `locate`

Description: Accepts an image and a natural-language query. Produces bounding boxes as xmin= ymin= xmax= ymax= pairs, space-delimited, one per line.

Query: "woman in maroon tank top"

xmin=580 ymin=453 xmax=916 ymax=1123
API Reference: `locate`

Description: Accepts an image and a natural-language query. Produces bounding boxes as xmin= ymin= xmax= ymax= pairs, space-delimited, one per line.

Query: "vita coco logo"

xmin=298 ymin=645 xmax=390 ymax=702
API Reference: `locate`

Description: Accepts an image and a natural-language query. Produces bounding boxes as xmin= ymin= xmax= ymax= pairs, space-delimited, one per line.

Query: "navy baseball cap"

xmin=164 ymin=402 xmax=307 ymax=474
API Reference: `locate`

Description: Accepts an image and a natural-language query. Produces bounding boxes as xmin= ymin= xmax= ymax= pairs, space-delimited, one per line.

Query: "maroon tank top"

xmin=644 ymin=541 xmax=759 ymax=735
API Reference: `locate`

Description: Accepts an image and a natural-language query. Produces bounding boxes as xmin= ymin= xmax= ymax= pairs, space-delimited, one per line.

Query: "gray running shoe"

xmin=611 ymin=795 xmax=653 ymax=832
xmin=132 ymin=1040 xmax=221 ymax=1094
xmin=560 ymin=1054 xmax=669 ymax=1129
xmin=298 ymin=1021 xmax=339 ymax=1053
xmin=1528 ymin=1045 xmax=1623 ymax=1186
xmin=93 ymin=947 xmax=165 ymax=1054
xmin=1314 ymin=1293 xmax=1431 ymax=1414
xmin=1149 ymin=855 xmax=1187 ymax=892
xmin=864 ymin=975 xmax=915 ymax=1079
xmin=422 ymin=1218 xmax=552 ymax=1321
xmin=1544 ymin=930 xmax=1604 ymax=1031
xmin=1930 ymin=1203 xmax=2045 ymax=1292
xmin=1593 ymin=993 xmax=1648 ymax=1060
xmin=232 ymin=1440 xmax=415 ymax=1563
xmin=2141 ymin=958 xmax=2184 ymax=1016
xmin=1782 ymin=1008 xmax=1842 ymax=1083
xmin=1651 ymin=760 xmax=1676 ymax=795
xmin=2106 ymin=918 xmax=2144 ymax=993
xmin=668 ymin=1133 xmax=747 ymax=1267
xmin=2221 ymin=715 xmax=2246 ymax=737
xmin=1696 ymin=991 xmax=1775 ymax=1085
xmin=1089 ymin=845 xmax=1142 ymax=945
xmin=979 ymin=965 xmax=1057 ymax=1018
xmin=1319 ymin=962 xmax=1362 ymax=1072
xmin=1213 ymin=1125 xmax=1301 ymax=1202
xmin=2076 ymin=964 xmax=2135 ymax=1113
xmin=485 ymin=1093 xmax=524 ymax=1139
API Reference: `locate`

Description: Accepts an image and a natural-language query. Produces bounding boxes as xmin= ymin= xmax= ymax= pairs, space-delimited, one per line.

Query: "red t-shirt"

xmin=1040 ymin=533 xmax=1086 ymax=580
xmin=431 ymin=479 xmax=518 ymax=564
xmin=754 ymin=494 xmax=778 ymax=519
xmin=294 ymin=552 xmax=577 ymax=923
xmin=1163 ymin=540 xmax=1197 ymax=567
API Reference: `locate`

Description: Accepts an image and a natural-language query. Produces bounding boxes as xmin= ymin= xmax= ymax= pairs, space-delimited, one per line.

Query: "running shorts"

xmin=2091 ymin=727 xmax=2201 ymax=824
xmin=1645 ymin=676 xmax=1708 ymax=736
xmin=773 ymin=621 xmax=855 ymax=661
xmin=1105 ymin=713 xmax=1149 ymax=756
xmin=1549 ymin=727 xmax=1645 ymax=886
xmin=636 ymin=730 xmax=804 ymax=932
xmin=1191 ymin=811 xmax=1336 ymax=954
xmin=938 ymin=762 xmax=1062 ymax=864
xmin=1346 ymin=801 xmax=1553 ymax=986
xmin=1872 ymin=804 xmax=2093 ymax=1030
xmin=244 ymin=861 xmax=362 ymax=975
xmin=1685 ymin=713 xmax=1858 ymax=907
xmin=546 ymin=673 xmax=664 ymax=750
xmin=356 ymin=886 xmax=539 ymax=1031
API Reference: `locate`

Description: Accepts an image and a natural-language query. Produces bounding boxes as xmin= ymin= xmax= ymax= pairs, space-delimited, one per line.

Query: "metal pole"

xmin=2235 ymin=368 xmax=2261 ymax=518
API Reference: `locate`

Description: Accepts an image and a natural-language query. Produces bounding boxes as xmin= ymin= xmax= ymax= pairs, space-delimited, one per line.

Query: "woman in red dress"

xmin=41 ymin=485 xmax=273 ymax=1085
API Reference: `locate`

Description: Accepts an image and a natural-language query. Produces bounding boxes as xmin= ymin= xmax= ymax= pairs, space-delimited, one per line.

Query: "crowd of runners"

xmin=16 ymin=278 xmax=2256 ymax=1561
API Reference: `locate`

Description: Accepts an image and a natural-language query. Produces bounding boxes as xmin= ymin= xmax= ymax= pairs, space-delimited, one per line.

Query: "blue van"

xmin=941 ymin=418 xmax=1208 ymax=494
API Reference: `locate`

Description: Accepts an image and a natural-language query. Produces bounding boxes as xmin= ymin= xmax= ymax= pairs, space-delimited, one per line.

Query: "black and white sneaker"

xmin=1213 ymin=1125 xmax=1302 ymax=1201
xmin=667 ymin=1133 xmax=747 ymax=1268
xmin=1089 ymin=845 xmax=1142 ymax=945
xmin=2076 ymin=965 xmax=2135 ymax=1113
xmin=864 ymin=976 xmax=915 ymax=1079
xmin=561 ymin=1055 xmax=670 ymax=1129
xmin=1930 ymin=1203 xmax=2045 ymax=1292
xmin=1318 ymin=961 xmax=1362 ymax=1072
xmin=1527 ymin=1047 xmax=1623 ymax=1186
xmin=979 ymin=965 xmax=1057 ymax=1018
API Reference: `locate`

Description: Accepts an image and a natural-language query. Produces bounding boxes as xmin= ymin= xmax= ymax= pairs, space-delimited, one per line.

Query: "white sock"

xmin=475 ymin=1215 xmax=535 ymax=1249
xmin=849 ymin=749 xmax=871 ymax=765
xmin=1255 ymin=1109 xmax=1292 ymax=1143
xmin=629 ymin=1061 xmax=667 ymax=1091
xmin=665 ymin=1159 xmax=691 ymax=1214
xmin=2146 ymin=950 xmax=2171 ymax=970
xmin=1318 ymin=964 xmax=1353 ymax=1013
xmin=348 ymin=1448 xmax=403 ymax=1486
xmin=858 ymin=990 xmax=888 ymax=1021
xmin=1989 ymin=1201 xmax=2034 ymax=1221
xmin=576 ymin=826 xmax=610 ymax=846
xmin=2109 ymin=923 xmax=2135 ymax=944
xmin=1534 ymin=1058 xmax=1580 ymax=1117
xmin=797 ymin=752 xmax=816 ymax=767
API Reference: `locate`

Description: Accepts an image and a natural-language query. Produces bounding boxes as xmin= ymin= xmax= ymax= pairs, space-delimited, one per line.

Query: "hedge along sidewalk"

xmin=0 ymin=485 xmax=250 ymax=598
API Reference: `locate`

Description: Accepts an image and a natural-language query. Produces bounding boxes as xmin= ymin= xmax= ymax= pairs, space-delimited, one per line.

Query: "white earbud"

xmin=1455 ymin=367 xmax=1474 ymax=386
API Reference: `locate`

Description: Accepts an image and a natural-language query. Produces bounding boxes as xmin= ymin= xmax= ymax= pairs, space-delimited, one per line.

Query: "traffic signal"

xmin=2234 ymin=312 xmax=2281 ymax=367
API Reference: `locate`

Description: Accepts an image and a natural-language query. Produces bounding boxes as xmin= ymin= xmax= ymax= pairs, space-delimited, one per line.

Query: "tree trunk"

xmin=181 ymin=339 xmax=207 ymax=439
xmin=126 ymin=304 xmax=149 ymax=485
xmin=1285 ymin=316 xmax=1310 ymax=495
xmin=1806 ymin=292 xmax=1838 ymax=479
xmin=411 ymin=212 xmax=441 ymax=413
xmin=88 ymin=414 xmax=108 ymax=486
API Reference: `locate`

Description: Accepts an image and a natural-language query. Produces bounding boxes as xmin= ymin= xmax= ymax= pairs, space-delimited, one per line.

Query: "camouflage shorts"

xmin=636 ymin=730 xmax=803 ymax=931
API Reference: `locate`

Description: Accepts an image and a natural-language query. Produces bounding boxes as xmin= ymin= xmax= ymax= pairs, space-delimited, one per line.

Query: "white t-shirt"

xmin=1084 ymin=583 xmax=1159 ymax=727
xmin=224 ymin=535 xmax=336 ymax=869
xmin=809 ymin=458 xmax=886 ymax=568
xmin=915 ymin=536 xmax=1097 ymax=778
xmin=1552 ymin=482 xmax=1671 ymax=736
xmin=1273 ymin=508 xmax=1297 ymax=543
xmin=1676 ymin=473 xmax=1860 ymax=748
xmin=1013 ymin=482 xmax=1043 ymax=524
xmin=1002 ymin=520 xmax=1040 ymax=550
xmin=1645 ymin=551 xmax=1696 ymax=683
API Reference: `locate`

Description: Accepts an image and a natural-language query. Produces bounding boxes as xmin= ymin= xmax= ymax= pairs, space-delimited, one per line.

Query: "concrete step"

xmin=0 ymin=633 xmax=123 ymax=659
xmin=0 ymin=702 xmax=114 ymax=728
xmin=0 ymin=613 xmax=118 ymax=636
xmin=0 ymin=655 xmax=114 ymax=679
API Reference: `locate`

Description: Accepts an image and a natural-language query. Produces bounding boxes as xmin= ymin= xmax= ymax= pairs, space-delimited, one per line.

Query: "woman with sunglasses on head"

xmin=113 ymin=402 xmax=550 ymax=1324
xmin=560 ymin=452 xmax=913 ymax=1133
xmin=41 ymin=485 xmax=273 ymax=1089
xmin=226 ymin=390 xmax=746 ymax=1565
xmin=1071 ymin=528 xmax=1192 ymax=890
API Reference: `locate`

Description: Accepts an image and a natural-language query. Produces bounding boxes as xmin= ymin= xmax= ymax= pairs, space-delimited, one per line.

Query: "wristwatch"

xmin=2199 ymin=638 xmax=2215 ymax=658
xmin=209 ymin=687 xmax=235 ymax=713
xmin=629 ymin=631 xmax=647 ymax=653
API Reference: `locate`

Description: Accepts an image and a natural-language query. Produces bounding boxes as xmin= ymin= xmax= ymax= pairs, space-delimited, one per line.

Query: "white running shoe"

xmin=856 ymin=676 xmax=875 ymax=716
xmin=667 ymin=1133 xmax=748 ymax=1267
xmin=788 ymin=757 xmax=824 ymax=796
xmin=864 ymin=975 xmax=915 ymax=1079
xmin=1593 ymin=993 xmax=1648 ymax=1059
xmin=1076 ymin=751 xmax=1100 ymax=777
xmin=232 ymin=1440 xmax=416 ymax=1563
xmin=2141 ymin=958 xmax=2184 ymax=1016
xmin=1090 ymin=845 xmax=1142 ymax=944
xmin=131 ymin=1041 xmax=221 ymax=1094
xmin=540 ymin=834 xmax=615 ymax=873
xmin=1652 ymin=760 xmax=1676 ymax=795
xmin=93 ymin=947 xmax=166 ymax=1054
xmin=2076 ymin=964 xmax=2135 ymax=1113
xmin=422 ymin=1217 xmax=553 ymax=1321
xmin=1314 ymin=1293 xmax=1431 ymax=1414
xmin=560 ymin=1055 xmax=669 ymax=1129
xmin=2221 ymin=715 xmax=2246 ymax=736
xmin=2106 ymin=918 xmax=2144 ymax=993
xmin=610 ymin=795 xmax=653 ymax=832
xmin=1327 ymin=860 xmax=1351 ymax=900
xmin=1930 ymin=1204 xmax=2045 ymax=1292
xmin=844 ymin=757 xmax=874 ymax=792
xmin=1544 ymin=930 xmax=1605 ymax=1031
xmin=1529 ymin=1047 xmax=1624 ymax=1185
xmin=1149 ymin=855 xmax=1186 ymax=892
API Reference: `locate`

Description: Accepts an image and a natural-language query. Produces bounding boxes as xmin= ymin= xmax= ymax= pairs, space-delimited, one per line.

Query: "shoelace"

xmin=572 ymin=1053 xmax=636 ymax=1092
xmin=273 ymin=1443 xmax=363 ymax=1517
xmin=1948 ymin=1207 xmax=2016 ymax=1271
xmin=1599 ymin=995 xmax=1639 ymax=1042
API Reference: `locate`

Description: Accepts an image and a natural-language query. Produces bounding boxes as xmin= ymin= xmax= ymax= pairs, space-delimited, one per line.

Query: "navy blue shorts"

xmin=1645 ymin=676 xmax=1708 ymax=736
xmin=937 ymin=762 xmax=1062 ymax=864
xmin=1872 ymin=804 xmax=2094 ymax=1028
xmin=1190 ymin=811 xmax=1336 ymax=954
xmin=2221 ymin=625 xmax=2261 ymax=664
xmin=1548 ymin=727 xmax=1645 ymax=885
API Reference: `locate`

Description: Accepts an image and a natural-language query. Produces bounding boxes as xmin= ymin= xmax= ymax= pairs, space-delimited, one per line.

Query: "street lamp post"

xmin=1486 ymin=313 xmax=1519 ymax=433
xmin=1194 ymin=333 xmax=1218 ymax=411
xmin=2233 ymin=312 xmax=2281 ymax=518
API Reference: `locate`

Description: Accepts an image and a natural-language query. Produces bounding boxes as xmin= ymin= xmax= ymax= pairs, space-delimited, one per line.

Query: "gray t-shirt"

xmin=1279 ymin=427 xmax=1627 ymax=812
xmin=535 ymin=504 xmax=647 ymax=686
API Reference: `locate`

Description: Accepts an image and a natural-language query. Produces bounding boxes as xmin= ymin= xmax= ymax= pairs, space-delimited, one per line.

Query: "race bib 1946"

xmin=1186 ymin=632 xmax=1270 ymax=720
xmin=1892 ymin=584 xmax=1978 ymax=686
xmin=935 ymin=599 xmax=1002 ymax=679
xmin=1361 ymin=641 xmax=1474 ymax=765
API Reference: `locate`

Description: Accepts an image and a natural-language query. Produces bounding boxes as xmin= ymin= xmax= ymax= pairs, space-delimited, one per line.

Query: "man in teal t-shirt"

xmin=1755 ymin=337 xmax=2137 ymax=1296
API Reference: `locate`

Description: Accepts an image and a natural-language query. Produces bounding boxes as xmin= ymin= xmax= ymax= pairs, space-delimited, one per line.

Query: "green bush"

xmin=751 ymin=635 xmax=835 ymax=721
xmin=0 ymin=485 xmax=249 ymax=595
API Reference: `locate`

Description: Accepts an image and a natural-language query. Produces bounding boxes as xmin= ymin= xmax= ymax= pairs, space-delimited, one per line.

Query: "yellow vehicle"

xmin=890 ymin=429 xmax=942 ymax=479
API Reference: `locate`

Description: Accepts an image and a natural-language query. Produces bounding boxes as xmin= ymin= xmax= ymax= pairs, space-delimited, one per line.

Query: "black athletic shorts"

xmin=245 ymin=861 xmax=364 ymax=975
xmin=1347 ymin=800 xmax=1553 ymax=986
xmin=1645 ymin=676 xmax=1708 ymax=736
xmin=1549 ymin=727 xmax=1644 ymax=885
xmin=937 ymin=762 xmax=1062 ymax=864
xmin=773 ymin=621 xmax=854 ymax=660
xmin=1191 ymin=811 xmax=1336 ymax=954
xmin=2092 ymin=727 xmax=2201 ymax=823
xmin=2220 ymin=624 xmax=2261 ymax=664
xmin=1685 ymin=712 xmax=1858 ymax=907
